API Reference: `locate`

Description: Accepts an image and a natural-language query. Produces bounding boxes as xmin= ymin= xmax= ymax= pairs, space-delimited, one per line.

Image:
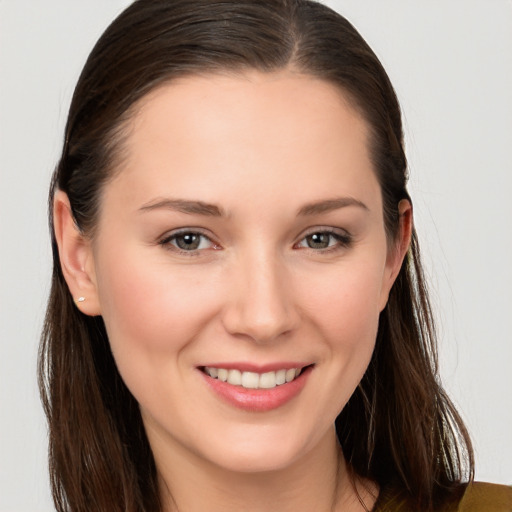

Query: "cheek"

xmin=286 ymin=258 xmax=385 ymax=435
xmin=295 ymin=255 xmax=385 ymax=406
xmin=299 ymin=257 xmax=385 ymax=344
xmin=93 ymin=248 xmax=220 ymax=369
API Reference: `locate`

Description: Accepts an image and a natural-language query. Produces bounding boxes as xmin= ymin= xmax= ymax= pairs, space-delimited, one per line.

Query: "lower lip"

xmin=200 ymin=366 xmax=312 ymax=412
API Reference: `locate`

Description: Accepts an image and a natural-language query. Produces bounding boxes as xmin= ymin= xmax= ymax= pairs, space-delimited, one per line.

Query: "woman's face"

xmin=86 ymin=71 xmax=404 ymax=473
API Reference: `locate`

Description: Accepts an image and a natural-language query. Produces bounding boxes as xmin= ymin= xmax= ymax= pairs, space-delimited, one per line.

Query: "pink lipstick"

xmin=198 ymin=363 xmax=313 ymax=412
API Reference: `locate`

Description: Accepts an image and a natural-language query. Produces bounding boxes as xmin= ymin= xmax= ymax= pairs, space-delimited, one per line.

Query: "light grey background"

xmin=1 ymin=1 xmax=511 ymax=510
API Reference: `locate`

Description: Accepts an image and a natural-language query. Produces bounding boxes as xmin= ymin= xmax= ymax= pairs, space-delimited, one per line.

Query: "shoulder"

xmin=457 ymin=482 xmax=512 ymax=511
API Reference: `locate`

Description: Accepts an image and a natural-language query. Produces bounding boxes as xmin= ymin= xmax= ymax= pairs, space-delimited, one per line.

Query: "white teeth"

xmin=285 ymin=368 xmax=296 ymax=383
xmin=275 ymin=369 xmax=286 ymax=385
xmin=204 ymin=366 xmax=304 ymax=389
xmin=227 ymin=369 xmax=242 ymax=386
xmin=259 ymin=371 xmax=277 ymax=389
xmin=241 ymin=371 xmax=259 ymax=389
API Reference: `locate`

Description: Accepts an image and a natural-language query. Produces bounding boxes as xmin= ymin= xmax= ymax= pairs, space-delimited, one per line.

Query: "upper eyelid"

xmin=297 ymin=226 xmax=351 ymax=239
xmin=159 ymin=227 xmax=215 ymax=242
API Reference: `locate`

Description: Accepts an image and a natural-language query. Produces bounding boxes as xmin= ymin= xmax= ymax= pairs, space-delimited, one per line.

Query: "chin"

xmin=198 ymin=427 xmax=317 ymax=474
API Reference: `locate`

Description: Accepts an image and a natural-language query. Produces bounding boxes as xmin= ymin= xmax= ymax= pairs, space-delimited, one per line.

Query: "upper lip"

xmin=198 ymin=362 xmax=312 ymax=373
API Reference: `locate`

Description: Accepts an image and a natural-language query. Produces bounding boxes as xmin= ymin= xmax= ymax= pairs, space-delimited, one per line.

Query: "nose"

xmin=221 ymin=251 xmax=299 ymax=344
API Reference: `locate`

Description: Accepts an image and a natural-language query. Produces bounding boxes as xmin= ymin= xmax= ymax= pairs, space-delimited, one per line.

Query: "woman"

xmin=39 ymin=0 xmax=511 ymax=511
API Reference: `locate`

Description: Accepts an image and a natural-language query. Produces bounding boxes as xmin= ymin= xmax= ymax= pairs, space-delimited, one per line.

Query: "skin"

xmin=54 ymin=70 xmax=412 ymax=511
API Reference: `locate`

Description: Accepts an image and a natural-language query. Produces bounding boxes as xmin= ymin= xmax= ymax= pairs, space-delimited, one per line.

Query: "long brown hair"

xmin=39 ymin=1 xmax=473 ymax=510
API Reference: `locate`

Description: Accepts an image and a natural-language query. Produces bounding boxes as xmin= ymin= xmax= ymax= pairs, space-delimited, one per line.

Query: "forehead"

xmin=107 ymin=70 xmax=379 ymax=213
xmin=129 ymin=70 xmax=368 ymax=149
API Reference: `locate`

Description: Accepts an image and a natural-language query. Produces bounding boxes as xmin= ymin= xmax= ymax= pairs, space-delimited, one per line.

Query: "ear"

xmin=379 ymin=199 xmax=413 ymax=311
xmin=53 ymin=190 xmax=101 ymax=316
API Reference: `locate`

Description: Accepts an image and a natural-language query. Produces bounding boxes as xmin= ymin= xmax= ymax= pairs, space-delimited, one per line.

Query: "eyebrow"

xmin=138 ymin=198 xmax=224 ymax=216
xmin=138 ymin=196 xmax=368 ymax=217
xmin=297 ymin=197 xmax=369 ymax=216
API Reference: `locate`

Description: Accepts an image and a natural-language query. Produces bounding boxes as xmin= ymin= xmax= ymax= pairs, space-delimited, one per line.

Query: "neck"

xmin=149 ymin=425 xmax=376 ymax=512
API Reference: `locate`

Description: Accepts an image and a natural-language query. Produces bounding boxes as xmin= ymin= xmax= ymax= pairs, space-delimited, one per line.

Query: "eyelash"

xmin=158 ymin=228 xmax=353 ymax=256
xmin=294 ymin=228 xmax=353 ymax=253
xmin=159 ymin=229 xmax=219 ymax=256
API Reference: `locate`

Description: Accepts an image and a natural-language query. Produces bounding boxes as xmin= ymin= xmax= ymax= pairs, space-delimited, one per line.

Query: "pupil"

xmin=308 ymin=233 xmax=330 ymax=249
xmin=177 ymin=233 xmax=200 ymax=250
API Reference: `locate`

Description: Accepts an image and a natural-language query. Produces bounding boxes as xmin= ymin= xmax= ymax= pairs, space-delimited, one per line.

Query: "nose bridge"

xmin=222 ymin=244 xmax=297 ymax=343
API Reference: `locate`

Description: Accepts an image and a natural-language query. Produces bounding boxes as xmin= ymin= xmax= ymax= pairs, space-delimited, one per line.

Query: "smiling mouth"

xmin=201 ymin=366 xmax=309 ymax=390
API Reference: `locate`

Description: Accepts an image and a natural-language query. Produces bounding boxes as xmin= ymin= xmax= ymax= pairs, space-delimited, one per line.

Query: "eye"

xmin=296 ymin=230 xmax=352 ymax=251
xmin=160 ymin=230 xmax=217 ymax=253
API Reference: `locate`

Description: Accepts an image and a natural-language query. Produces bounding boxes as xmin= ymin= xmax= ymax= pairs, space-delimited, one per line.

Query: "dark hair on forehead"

xmin=41 ymin=1 xmax=473 ymax=511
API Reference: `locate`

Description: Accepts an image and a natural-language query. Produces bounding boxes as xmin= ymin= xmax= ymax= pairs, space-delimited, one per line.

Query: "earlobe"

xmin=379 ymin=199 xmax=413 ymax=311
xmin=53 ymin=190 xmax=101 ymax=316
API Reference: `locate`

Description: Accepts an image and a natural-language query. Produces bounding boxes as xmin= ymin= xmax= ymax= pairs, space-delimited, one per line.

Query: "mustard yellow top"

xmin=457 ymin=483 xmax=512 ymax=511
xmin=374 ymin=482 xmax=512 ymax=511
